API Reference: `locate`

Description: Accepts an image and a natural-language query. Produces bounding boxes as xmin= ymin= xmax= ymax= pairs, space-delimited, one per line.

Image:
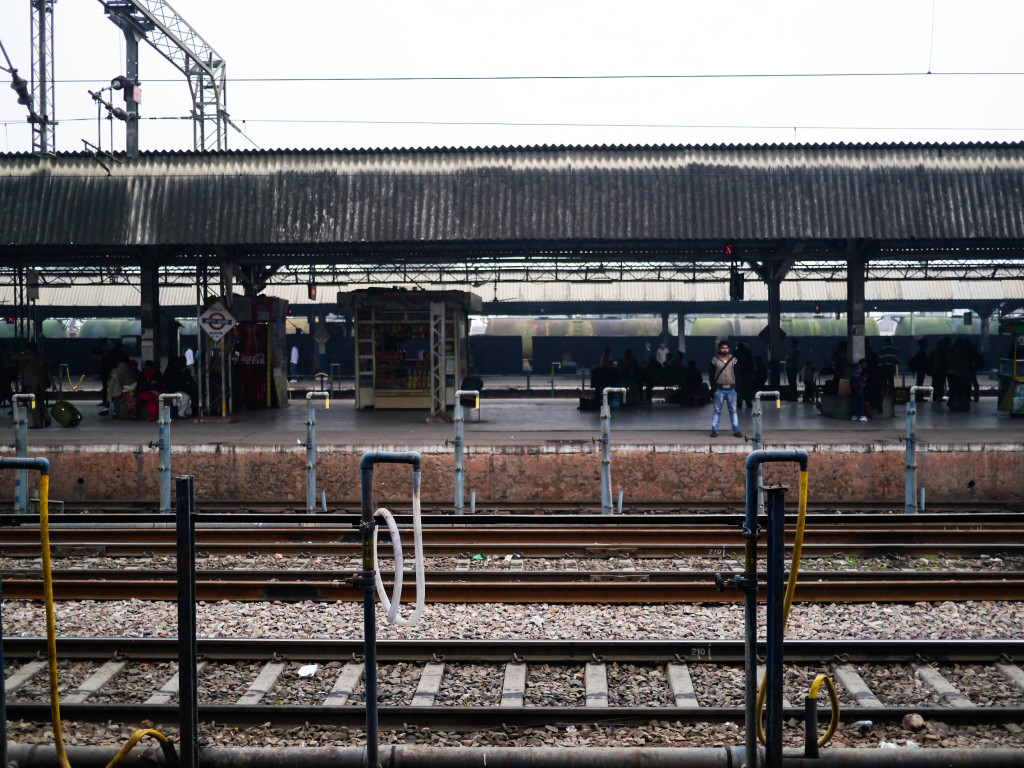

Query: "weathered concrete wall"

xmin=1 ymin=442 xmax=1021 ymax=506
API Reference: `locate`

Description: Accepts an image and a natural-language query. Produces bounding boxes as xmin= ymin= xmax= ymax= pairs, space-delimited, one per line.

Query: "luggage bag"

xmin=50 ymin=400 xmax=82 ymax=428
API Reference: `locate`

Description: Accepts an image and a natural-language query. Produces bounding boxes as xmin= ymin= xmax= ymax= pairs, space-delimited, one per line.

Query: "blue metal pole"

xmin=176 ymin=475 xmax=198 ymax=768
xmin=599 ymin=387 xmax=627 ymax=515
xmin=752 ymin=391 xmax=780 ymax=518
xmin=905 ymin=386 xmax=932 ymax=515
xmin=305 ymin=392 xmax=330 ymax=514
xmin=453 ymin=390 xmax=479 ymax=515
xmin=12 ymin=393 xmax=34 ymax=514
xmin=156 ymin=394 xmax=182 ymax=514
xmin=359 ymin=451 xmax=421 ymax=768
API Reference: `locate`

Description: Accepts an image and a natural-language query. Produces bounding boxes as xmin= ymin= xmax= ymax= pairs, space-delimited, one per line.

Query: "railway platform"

xmin=3 ymin=395 xmax=1022 ymax=505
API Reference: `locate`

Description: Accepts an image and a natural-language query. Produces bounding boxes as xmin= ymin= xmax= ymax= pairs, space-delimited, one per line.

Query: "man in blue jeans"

xmin=708 ymin=340 xmax=742 ymax=438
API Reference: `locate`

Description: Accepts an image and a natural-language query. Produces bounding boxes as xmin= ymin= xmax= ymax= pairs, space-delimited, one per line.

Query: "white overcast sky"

xmin=2 ymin=0 xmax=1024 ymax=153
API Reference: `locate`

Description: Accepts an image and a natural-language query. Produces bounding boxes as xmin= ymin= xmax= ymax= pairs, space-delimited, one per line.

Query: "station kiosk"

xmin=339 ymin=289 xmax=480 ymax=410
xmin=998 ymin=319 xmax=1024 ymax=416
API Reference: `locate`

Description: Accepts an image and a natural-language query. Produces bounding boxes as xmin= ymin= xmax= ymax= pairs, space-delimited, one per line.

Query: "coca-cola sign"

xmin=240 ymin=352 xmax=266 ymax=366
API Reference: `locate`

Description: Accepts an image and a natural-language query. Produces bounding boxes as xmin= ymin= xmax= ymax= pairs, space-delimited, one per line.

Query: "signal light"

xmin=307 ymin=282 xmax=317 ymax=300
xmin=729 ymin=269 xmax=744 ymax=302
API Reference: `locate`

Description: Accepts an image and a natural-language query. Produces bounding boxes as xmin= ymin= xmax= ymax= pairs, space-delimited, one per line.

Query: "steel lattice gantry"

xmin=29 ymin=0 xmax=56 ymax=154
xmin=101 ymin=0 xmax=227 ymax=152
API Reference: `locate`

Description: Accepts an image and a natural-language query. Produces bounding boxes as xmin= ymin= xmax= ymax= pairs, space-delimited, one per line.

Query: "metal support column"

xmin=750 ymin=391 xmax=781 ymax=517
xmin=766 ymin=278 xmax=783 ymax=389
xmin=764 ymin=485 xmax=788 ymax=768
xmin=303 ymin=391 xmax=330 ymax=514
xmin=599 ymin=387 xmax=627 ymax=515
xmin=453 ymin=389 xmax=478 ymax=515
xmin=176 ymin=475 xmax=198 ymax=768
xmin=904 ymin=386 xmax=932 ymax=515
xmin=140 ymin=262 xmax=159 ymax=367
xmin=846 ymin=254 xmax=867 ymax=373
xmin=429 ymin=302 xmax=446 ymax=419
xmin=150 ymin=394 xmax=182 ymax=514
xmin=359 ymin=451 xmax=422 ymax=768
xmin=12 ymin=394 xmax=35 ymax=514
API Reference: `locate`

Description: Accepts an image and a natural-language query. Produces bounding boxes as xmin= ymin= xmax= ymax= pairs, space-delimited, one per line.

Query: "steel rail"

xmin=6 ymin=512 xmax=1024 ymax=529
xmin=3 ymin=542 xmax=1022 ymax=559
xmin=5 ymin=701 xmax=1023 ymax=730
xmin=3 ymin=523 xmax=1022 ymax=544
xmin=6 ymin=637 xmax=1023 ymax=663
xmin=4 ymin=569 xmax=1024 ymax=603
xmin=4 ymin=498 xmax=1022 ymax=517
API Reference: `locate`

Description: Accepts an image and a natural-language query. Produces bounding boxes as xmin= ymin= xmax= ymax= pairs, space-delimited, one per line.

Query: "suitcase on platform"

xmin=50 ymin=400 xmax=82 ymax=428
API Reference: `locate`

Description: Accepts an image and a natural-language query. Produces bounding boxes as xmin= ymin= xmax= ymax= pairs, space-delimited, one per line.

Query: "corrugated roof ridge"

xmin=5 ymin=140 xmax=1024 ymax=160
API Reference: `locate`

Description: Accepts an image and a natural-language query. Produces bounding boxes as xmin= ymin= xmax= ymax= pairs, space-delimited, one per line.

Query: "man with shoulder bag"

xmin=708 ymin=340 xmax=742 ymax=438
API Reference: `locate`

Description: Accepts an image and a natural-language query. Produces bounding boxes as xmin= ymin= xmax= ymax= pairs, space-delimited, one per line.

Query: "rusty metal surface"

xmin=2 ymin=523 xmax=1022 ymax=559
xmin=4 ymin=568 xmax=1022 ymax=603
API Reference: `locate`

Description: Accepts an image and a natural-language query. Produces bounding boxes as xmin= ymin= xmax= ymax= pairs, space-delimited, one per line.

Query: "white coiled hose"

xmin=372 ymin=492 xmax=425 ymax=625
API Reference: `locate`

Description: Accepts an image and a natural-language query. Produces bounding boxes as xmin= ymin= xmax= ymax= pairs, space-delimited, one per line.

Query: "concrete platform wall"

xmin=2 ymin=443 xmax=1021 ymax=505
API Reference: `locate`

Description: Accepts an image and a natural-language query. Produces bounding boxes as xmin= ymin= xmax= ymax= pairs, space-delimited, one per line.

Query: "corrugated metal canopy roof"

xmin=4 ymin=143 xmax=1024 ymax=247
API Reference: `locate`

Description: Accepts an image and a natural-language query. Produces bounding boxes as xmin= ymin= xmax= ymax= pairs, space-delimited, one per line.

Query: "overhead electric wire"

xmin=4 ymin=116 xmax=1024 ymax=133
xmin=33 ymin=70 xmax=1024 ymax=84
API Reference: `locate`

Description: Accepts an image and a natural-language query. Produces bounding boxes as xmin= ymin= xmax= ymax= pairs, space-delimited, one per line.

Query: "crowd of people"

xmin=0 ymin=338 xmax=199 ymax=428
xmin=586 ymin=333 xmax=987 ymax=433
xmin=591 ymin=342 xmax=710 ymax=407
xmin=95 ymin=339 xmax=198 ymax=421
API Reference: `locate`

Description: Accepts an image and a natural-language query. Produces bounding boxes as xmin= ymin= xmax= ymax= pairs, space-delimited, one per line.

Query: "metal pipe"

xmin=175 ymin=475 xmax=198 ymax=768
xmin=7 ymin=744 xmax=1023 ymax=768
xmin=303 ymin=392 xmax=330 ymax=515
xmin=905 ymin=386 xmax=933 ymax=515
xmin=752 ymin=391 xmax=781 ymax=517
xmin=359 ymin=451 xmax=422 ymax=768
xmin=11 ymin=393 xmax=35 ymax=513
xmin=599 ymin=387 xmax=627 ymax=515
xmin=764 ymin=486 xmax=787 ymax=768
xmin=151 ymin=394 xmax=182 ymax=514
xmin=452 ymin=390 xmax=478 ymax=515
xmin=803 ymin=696 xmax=820 ymax=759
xmin=742 ymin=450 xmax=808 ymax=768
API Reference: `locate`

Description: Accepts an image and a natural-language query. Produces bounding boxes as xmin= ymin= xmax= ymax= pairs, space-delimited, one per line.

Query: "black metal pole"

xmin=764 ymin=486 xmax=787 ymax=768
xmin=359 ymin=451 xmax=422 ymax=768
xmin=1 ymin=573 xmax=8 ymax=768
xmin=176 ymin=475 xmax=198 ymax=768
xmin=359 ymin=461 xmax=378 ymax=768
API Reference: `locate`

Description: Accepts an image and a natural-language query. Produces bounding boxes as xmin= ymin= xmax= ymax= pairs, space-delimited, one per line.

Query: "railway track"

xmin=3 ymin=524 xmax=1023 ymax=558
xmin=4 ymin=638 xmax=1024 ymax=730
xmin=4 ymin=567 xmax=1024 ymax=603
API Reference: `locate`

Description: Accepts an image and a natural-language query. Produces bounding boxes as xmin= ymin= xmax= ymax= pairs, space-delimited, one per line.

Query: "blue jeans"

xmin=712 ymin=388 xmax=739 ymax=433
xmin=852 ymin=387 xmax=866 ymax=418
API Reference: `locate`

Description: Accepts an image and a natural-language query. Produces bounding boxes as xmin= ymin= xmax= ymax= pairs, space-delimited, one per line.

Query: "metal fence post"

xmin=176 ymin=475 xmax=198 ymax=768
xmin=453 ymin=389 xmax=478 ymax=515
xmin=303 ymin=391 xmax=330 ymax=514
xmin=151 ymin=394 xmax=182 ymax=514
xmin=764 ymin=484 xmax=788 ymax=768
xmin=359 ymin=451 xmax=422 ymax=768
xmin=600 ymin=387 xmax=627 ymax=515
xmin=752 ymin=391 xmax=781 ymax=517
xmin=905 ymin=386 xmax=933 ymax=514
xmin=12 ymin=394 xmax=35 ymax=514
